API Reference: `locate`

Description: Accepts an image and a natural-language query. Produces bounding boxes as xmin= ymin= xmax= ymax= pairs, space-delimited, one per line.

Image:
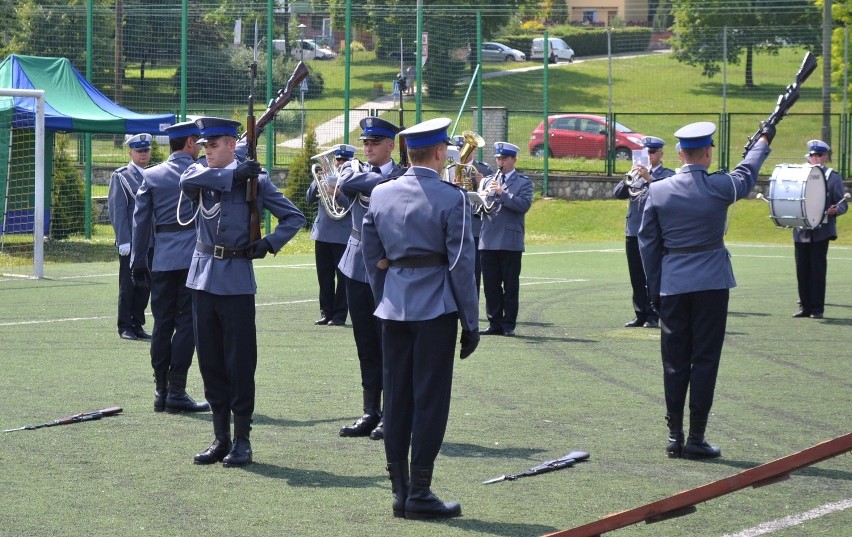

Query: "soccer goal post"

xmin=0 ymin=88 xmax=46 ymax=279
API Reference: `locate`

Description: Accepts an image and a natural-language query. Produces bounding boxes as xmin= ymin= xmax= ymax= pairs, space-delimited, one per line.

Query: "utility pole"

xmin=821 ymin=0 xmax=832 ymax=145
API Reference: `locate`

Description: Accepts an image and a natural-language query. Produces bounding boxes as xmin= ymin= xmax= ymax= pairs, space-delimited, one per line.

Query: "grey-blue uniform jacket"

xmin=478 ymin=170 xmax=534 ymax=251
xmin=130 ymin=152 xmax=197 ymax=271
xmin=108 ymin=163 xmax=147 ymax=247
xmin=793 ymin=166 xmax=847 ymax=243
xmin=179 ymin=162 xmax=305 ymax=295
xmin=306 ymin=180 xmax=352 ymax=244
xmin=337 ymin=160 xmax=405 ymax=282
xmin=613 ymin=165 xmax=675 ymax=237
xmin=361 ymin=166 xmax=479 ymax=332
xmin=639 ymin=141 xmax=771 ymax=297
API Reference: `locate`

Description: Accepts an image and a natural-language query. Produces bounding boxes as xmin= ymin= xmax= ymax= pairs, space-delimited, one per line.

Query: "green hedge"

xmin=500 ymin=27 xmax=654 ymax=59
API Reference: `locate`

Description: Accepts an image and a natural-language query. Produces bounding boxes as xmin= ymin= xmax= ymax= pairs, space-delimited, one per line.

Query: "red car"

xmin=528 ymin=114 xmax=646 ymax=160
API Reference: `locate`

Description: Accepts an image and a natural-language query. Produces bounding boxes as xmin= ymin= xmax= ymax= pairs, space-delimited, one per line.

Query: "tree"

xmin=815 ymin=0 xmax=852 ymax=92
xmin=284 ymin=123 xmax=319 ymax=227
xmin=670 ymin=0 xmax=821 ymax=88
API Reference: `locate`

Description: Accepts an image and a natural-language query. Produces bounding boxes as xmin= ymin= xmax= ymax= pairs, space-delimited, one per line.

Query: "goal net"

xmin=0 ymin=89 xmax=46 ymax=279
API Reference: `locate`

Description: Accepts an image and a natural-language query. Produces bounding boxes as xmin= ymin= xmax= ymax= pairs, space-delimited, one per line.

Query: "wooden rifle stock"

xmin=246 ymin=25 xmax=262 ymax=243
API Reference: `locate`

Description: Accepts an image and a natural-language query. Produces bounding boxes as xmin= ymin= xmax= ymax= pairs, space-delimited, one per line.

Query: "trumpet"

xmin=311 ymin=149 xmax=351 ymax=220
xmin=444 ymin=130 xmax=485 ymax=191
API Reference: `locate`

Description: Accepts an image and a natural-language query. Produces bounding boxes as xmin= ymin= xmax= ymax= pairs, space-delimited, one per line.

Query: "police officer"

xmin=336 ymin=117 xmax=404 ymax=440
xmin=639 ymin=121 xmax=774 ymax=459
xmin=109 ymin=133 xmax=154 ymax=341
xmin=361 ymin=117 xmax=479 ymax=520
xmin=452 ymin=134 xmax=494 ymax=295
xmin=613 ymin=136 xmax=675 ymax=329
xmin=792 ymin=140 xmax=847 ymax=319
xmin=180 ymin=117 xmax=305 ymax=467
xmin=306 ymin=144 xmax=354 ymax=326
xmin=478 ymin=142 xmax=533 ymax=337
xmin=129 ymin=121 xmax=209 ymax=414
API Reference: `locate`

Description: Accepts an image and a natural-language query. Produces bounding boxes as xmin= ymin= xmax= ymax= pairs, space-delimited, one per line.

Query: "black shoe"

xmin=667 ymin=434 xmax=684 ymax=458
xmin=315 ymin=316 xmax=331 ymax=325
xmin=643 ymin=320 xmax=659 ymax=328
xmin=479 ymin=326 xmax=503 ymax=336
xmin=193 ymin=437 xmax=231 ymax=465
xmin=133 ymin=328 xmax=152 ymax=340
xmin=793 ymin=309 xmax=811 ymax=318
xmin=222 ymin=437 xmax=252 ymax=467
xmin=119 ymin=330 xmax=138 ymax=341
xmin=624 ymin=317 xmax=644 ymax=327
xmin=503 ymin=329 xmax=516 ymax=337
xmin=683 ymin=437 xmax=721 ymax=459
xmin=166 ymin=392 xmax=210 ymax=413
xmin=810 ymin=312 xmax=824 ymax=319
xmin=327 ymin=319 xmax=346 ymax=326
xmin=369 ymin=421 xmax=384 ymax=440
xmin=339 ymin=413 xmax=381 ymax=437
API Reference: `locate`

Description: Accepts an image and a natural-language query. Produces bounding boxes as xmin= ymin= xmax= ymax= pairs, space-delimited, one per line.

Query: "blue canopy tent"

xmin=0 ymin=54 xmax=175 ymax=235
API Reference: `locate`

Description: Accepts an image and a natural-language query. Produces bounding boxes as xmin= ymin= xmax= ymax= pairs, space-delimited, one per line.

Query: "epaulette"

xmin=115 ymin=165 xmax=129 ymax=173
xmin=438 ymin=179 xmax=465 ymax=191
xmin=709 ymin=168 xmax=729 ymax=175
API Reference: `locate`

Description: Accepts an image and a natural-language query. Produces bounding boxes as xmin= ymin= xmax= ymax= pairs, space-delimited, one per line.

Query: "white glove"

xmin=118 ymin=243 xmax=131 ymax=256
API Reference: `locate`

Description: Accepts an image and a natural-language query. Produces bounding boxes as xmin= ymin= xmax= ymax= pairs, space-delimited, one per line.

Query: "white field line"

xmin=0 ymin=299 xmax=316 ymax=327
xmin=520 ymin=276 xmax=587 ymax=286
xmin=722 ymin=498 xmax=852 ymax=537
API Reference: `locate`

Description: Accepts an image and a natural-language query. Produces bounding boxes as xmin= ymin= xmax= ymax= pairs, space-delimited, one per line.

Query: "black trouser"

xmin=794 ymin=239 xmax=830 ymax=315
xmin=314 ymin=240 xmax=348 ymax=323
xmin=149 ymin=269 xmax=194 ymax=375
xmin=382 ymin=313 xmax=457 ymax=466
xmin=474 ymin=235 xmax=482 ymax=297
xmin=660 ymin=289 xmax=728 ymax=423
xmin=117 ymin=250 xmax=152 ymax=333
xmin=191 ymin=290 xmax=257 ymax=417
xmin=345 ymin=277 xmax=383 ymax=392
xmin=480 ymin=249 xmax=522 ymax=331
xmin=626 ymin=236 xmax=657 ymax=322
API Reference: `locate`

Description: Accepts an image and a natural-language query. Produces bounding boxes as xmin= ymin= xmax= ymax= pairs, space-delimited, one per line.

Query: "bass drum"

xmin=766 ymin=164 xmax=826 ymax=229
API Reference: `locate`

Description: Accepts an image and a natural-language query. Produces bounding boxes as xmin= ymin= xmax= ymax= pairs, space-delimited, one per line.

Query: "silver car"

xmin=481 ymin=42 xmax=526 ymax=62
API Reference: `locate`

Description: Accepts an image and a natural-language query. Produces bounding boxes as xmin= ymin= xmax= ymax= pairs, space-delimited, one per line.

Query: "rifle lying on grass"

xmin=483 ymin=450 xmax=590 ymax=484
xmin=3 ymin=406 xmax=123 ymax=432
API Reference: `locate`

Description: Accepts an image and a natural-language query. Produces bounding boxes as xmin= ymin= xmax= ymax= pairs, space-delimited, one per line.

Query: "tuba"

xmin=311 ymin=149 xmax=351 ymax=220
xmin=444 ymin=131 xmax=485 ymax=190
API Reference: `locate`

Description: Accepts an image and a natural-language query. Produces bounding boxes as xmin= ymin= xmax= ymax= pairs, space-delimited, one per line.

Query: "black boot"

xmin=387 ymin=461 xmax=409 ymax=518
xmin=194 ymin=413 xmax=231 ymax=465
xmin=165 ymin=373 xmax=210 ymax=413
xmin=223 ymin=415 xmax=253 ymax=467
xmin=665 ymin=413 xmax=684 ymax=458
xmin=153 ymin=370 xmax=168 ymax=412
xmin=339 ymin=390 xmax=381 ymax=437
xmin=684 ymin=416 xmax=721 ymax=459
xmin=405 ymin=465 xmax=461 ymax=520
xmin=370 ymin=419 xmax=384 ymax=440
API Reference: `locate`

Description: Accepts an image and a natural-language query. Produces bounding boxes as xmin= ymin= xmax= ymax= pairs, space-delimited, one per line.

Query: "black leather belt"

xmin=156 ymin=223 xmax=194 ymax=233
xmin=663 ymin=240 xmax=725 ymax=256
xmin=351 ymin=229 xmax=361 ymax=240
xmin=195 ymin=241 xmax=248 ymax=259
xmin=389 ymin=254 xmax=449 ymax=268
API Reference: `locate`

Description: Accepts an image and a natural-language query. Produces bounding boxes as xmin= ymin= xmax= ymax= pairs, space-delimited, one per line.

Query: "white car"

xmin=481 ymin=42 xmax=526 ymax=62
xmin=530 ymin=37 xmax=575 ymax=63
xmin=273 ymin=39 xmax=336 ymax=61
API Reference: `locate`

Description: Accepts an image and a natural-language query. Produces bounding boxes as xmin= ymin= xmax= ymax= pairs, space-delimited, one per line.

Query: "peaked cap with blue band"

xmin=164 ymin=120 xmax=200 ymax=139
xmin=807 ymin=139 xmax=830 ymax=153
xmin=643 ymin=136 xmax=666 ymax=149
xmin=126 ymin=133 xmax=152 ymax=150
xmin=673 ymin=121 xmax=716 ymax=149
xmin=494 ymin=141 xmax=519 ymax=157
xmin=399 ymin=117 xmax=452 ymax=149
xmin=359 ymin=116 xmax=401 ymax=140
xmin=194 ymin=117 xmax=241 ymax=144
xmin=334 ymin=144 xmax=357 ymax=159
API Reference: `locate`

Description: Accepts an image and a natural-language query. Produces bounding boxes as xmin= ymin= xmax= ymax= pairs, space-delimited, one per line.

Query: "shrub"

xmin=50 ymin=134 xmax=86 ymax=240
xmin=283 ymin=123 xmax=318 ymax=228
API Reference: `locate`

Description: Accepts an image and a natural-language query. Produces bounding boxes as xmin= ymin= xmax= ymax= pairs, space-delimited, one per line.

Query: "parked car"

xmin=480 ymin=42 xmax=526 ymax=62
xmin=528 ymin=114 xmax=646 ymax=160
xmin=273 ymin=39 xmax=336 ymax=60
xmin=530 ymin=37 xmax=575 ymax=63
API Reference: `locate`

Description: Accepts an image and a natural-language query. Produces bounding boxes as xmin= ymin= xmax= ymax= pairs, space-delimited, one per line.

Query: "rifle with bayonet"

xmin=482 ymin=450 xmax=590 ymax=484
xmin=4 ymin=406 xmax=123 ymax=433
xmin=245 ymin=20 xmax=263 ymax=243
xmin=743 ymin=51 xmax=817 ymax=156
